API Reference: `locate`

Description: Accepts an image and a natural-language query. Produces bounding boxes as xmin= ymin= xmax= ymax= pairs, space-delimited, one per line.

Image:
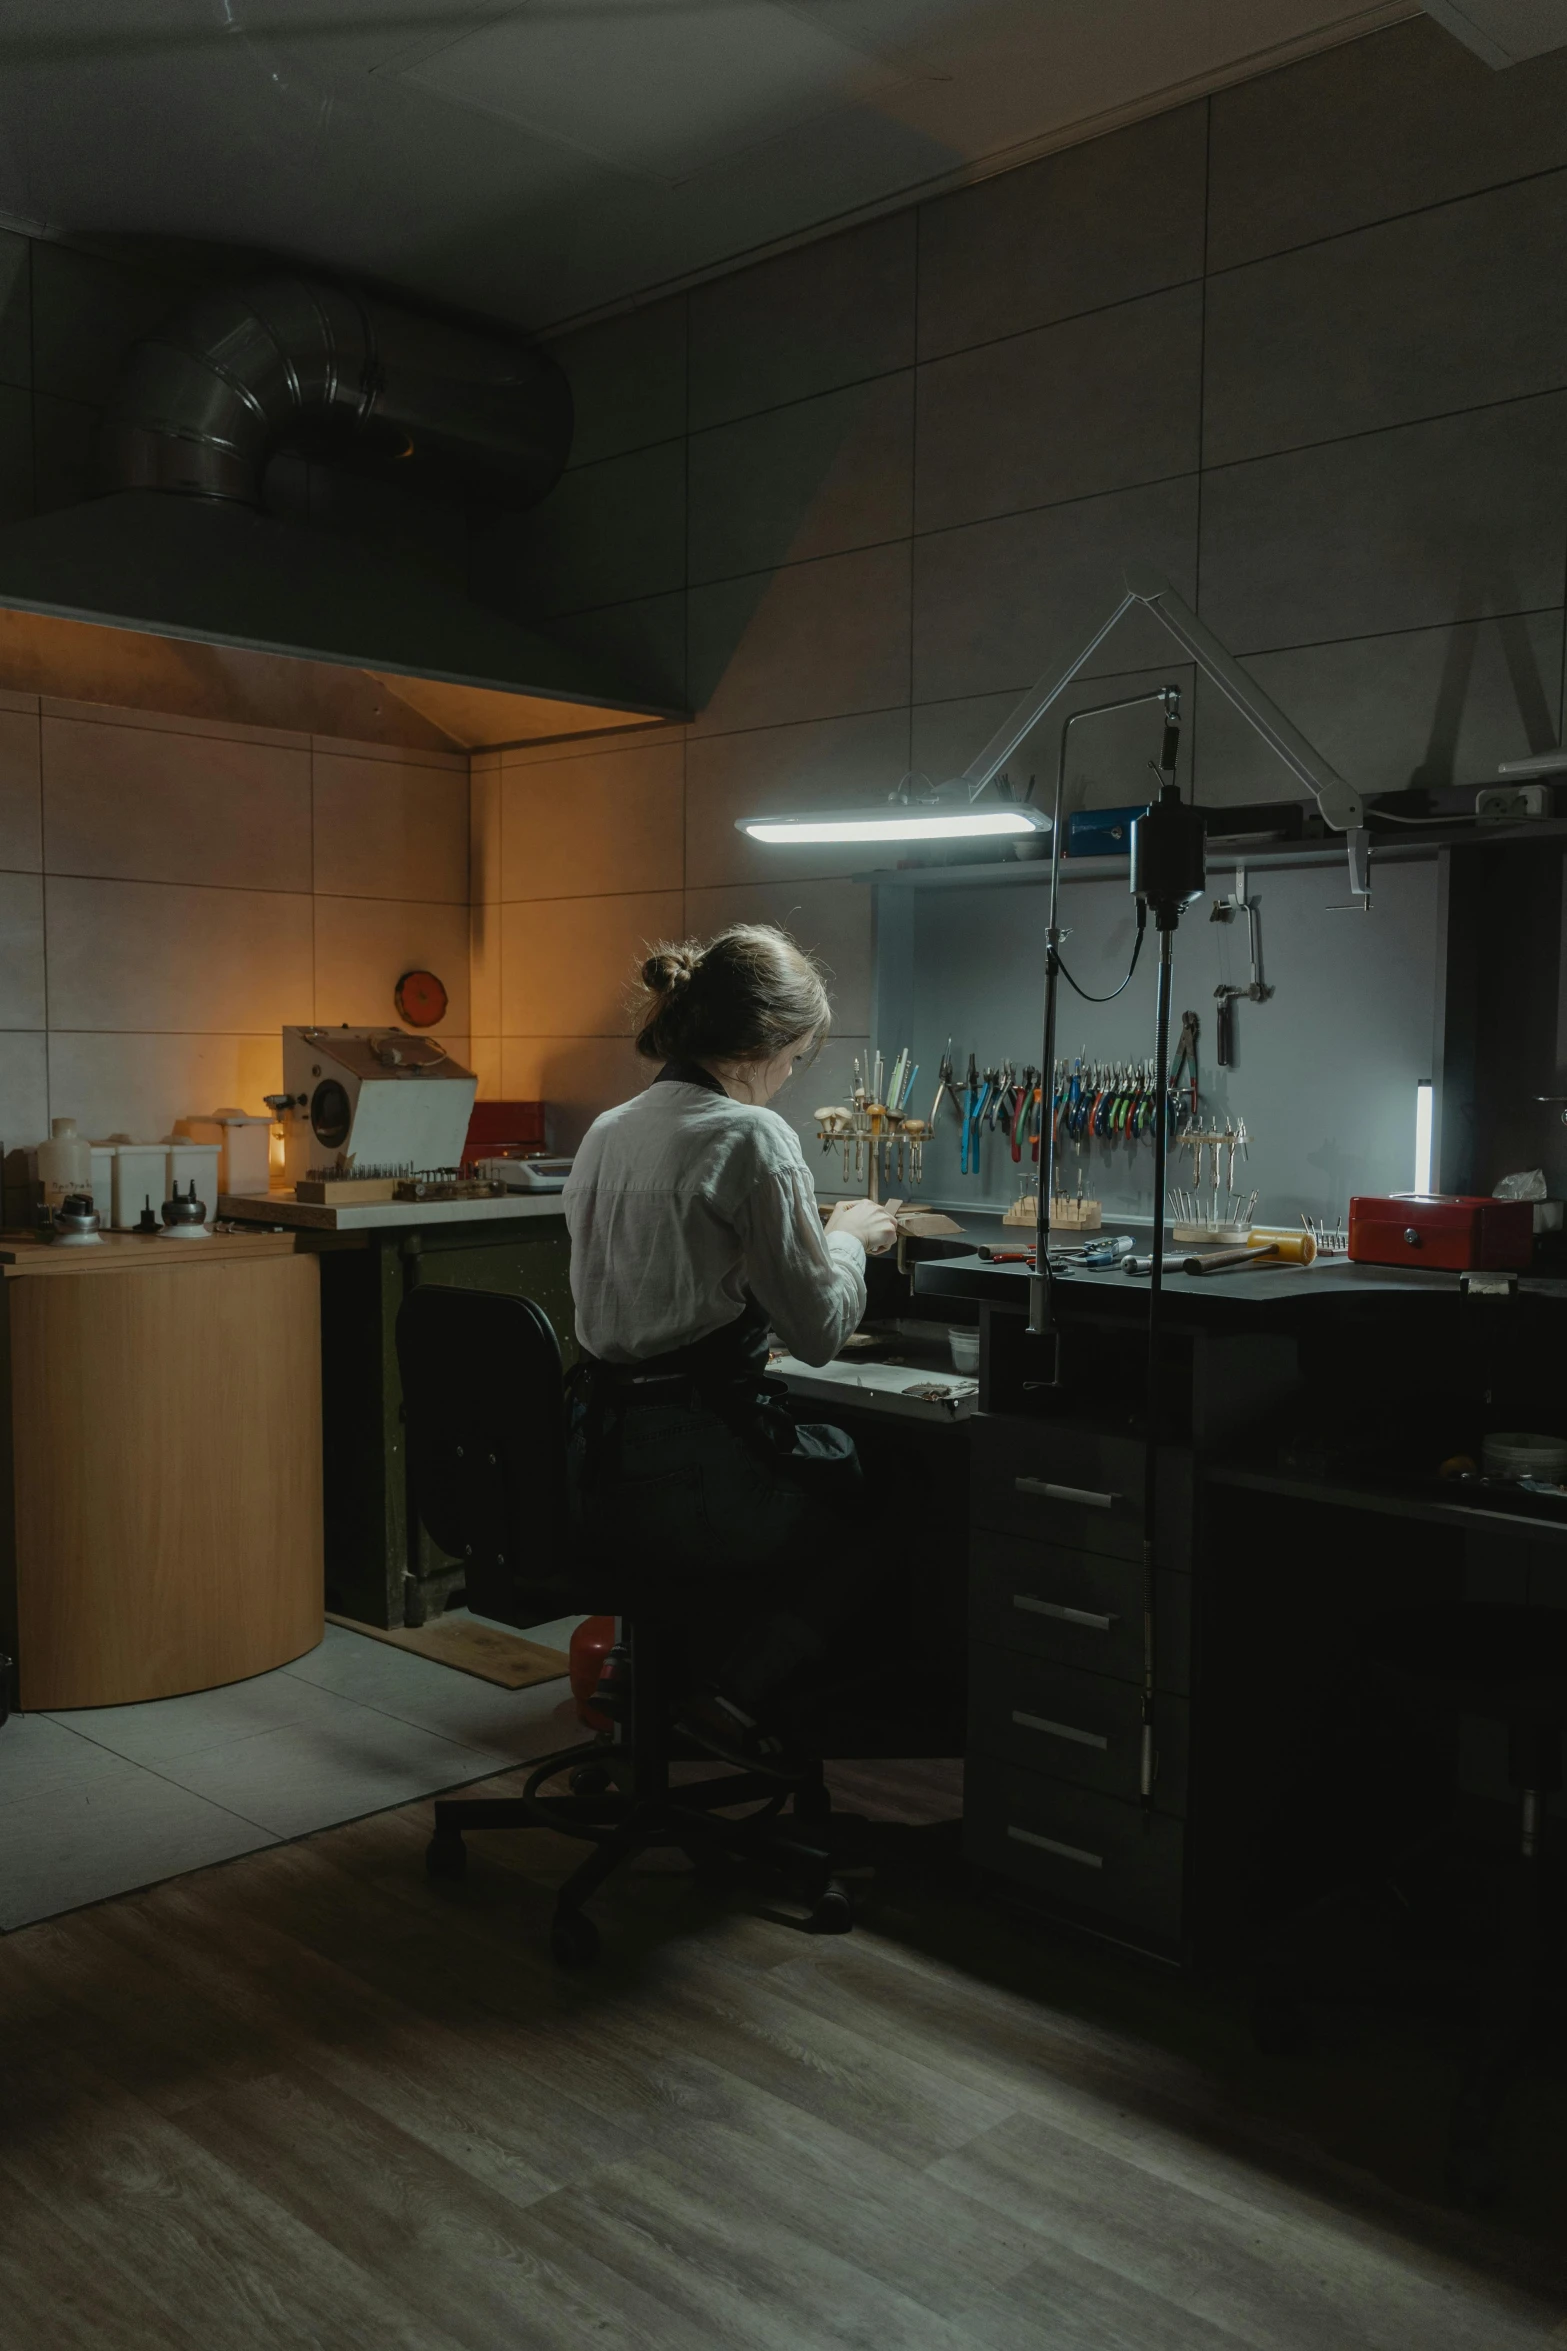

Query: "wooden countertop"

xmin=0 ymin=1229 xmax=307 ymax=1276
xmin=219 ymin=1189 xmax=567 ymax=1232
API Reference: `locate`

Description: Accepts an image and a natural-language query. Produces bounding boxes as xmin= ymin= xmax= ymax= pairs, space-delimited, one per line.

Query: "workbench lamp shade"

xmin=736 ymin=803 xmax=1049 ymax=845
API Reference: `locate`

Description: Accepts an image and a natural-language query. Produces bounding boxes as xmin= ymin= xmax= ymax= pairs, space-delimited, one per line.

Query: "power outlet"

xmin=1475 ymin=782 xmax=1550 ymax=824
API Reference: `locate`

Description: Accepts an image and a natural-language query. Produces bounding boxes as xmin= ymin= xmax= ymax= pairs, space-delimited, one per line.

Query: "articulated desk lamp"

xmin=736 ymin=564 xmax=1368 ymax=1340
xmin=738 ymin=568 xmax=1364 ymax=1808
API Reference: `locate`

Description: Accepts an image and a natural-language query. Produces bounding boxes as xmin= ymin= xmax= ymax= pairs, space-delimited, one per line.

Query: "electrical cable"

xmin=1365 ymin=806 xmax=1473 ymax=825
xmin=1054 ymin=905 xmax=1147 ymax=1001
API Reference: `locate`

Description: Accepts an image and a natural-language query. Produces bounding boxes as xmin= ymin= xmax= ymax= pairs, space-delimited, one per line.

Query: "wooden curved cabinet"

xmin=0 ymin=1233 xmax=324 ymax=1709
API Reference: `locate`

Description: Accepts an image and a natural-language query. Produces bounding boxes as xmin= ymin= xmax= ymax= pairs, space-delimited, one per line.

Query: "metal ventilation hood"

xmin=0 ymin=490 xmax=676 ymax=745
xmin=0 ymin=270 xmax=681 ymax=749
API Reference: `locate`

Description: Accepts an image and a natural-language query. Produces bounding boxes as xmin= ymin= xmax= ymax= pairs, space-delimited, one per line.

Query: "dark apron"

xmin=567 ymin=1060 xmax=864 ymax=1590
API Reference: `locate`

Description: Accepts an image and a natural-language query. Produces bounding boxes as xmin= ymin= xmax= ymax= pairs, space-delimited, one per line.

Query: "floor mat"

xmin=325 ymin=1612 xmax=571 ymax=1689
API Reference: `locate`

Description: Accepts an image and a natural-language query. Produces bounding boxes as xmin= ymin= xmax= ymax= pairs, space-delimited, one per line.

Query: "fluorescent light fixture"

xmin=1415 ymin=1081 xmax=1434 ymax=1194
xmin=736 ymin=804 xmax=1049 ymax=845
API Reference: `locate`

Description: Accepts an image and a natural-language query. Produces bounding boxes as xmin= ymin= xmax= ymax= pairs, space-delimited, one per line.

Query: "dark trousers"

xmin=568 ymin=1384 xmax=875 ymax=1712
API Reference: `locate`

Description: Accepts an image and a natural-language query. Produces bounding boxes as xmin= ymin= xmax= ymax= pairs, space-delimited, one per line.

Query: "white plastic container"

xmin=112 ymin=1142 xmax=169 ymax=1230
xmin=37 ymin=1116 xmax=91 ymax=1209
xmin=947 ymin=1328 xmax=981 ymax=1376
xmin=88 ymin=1145 xmax=115 ymax=1225
xmin=166 ymin=1140 xmax=221 ymax=1215
xmin=176 ymin=1111 xmax=273 ymax=1196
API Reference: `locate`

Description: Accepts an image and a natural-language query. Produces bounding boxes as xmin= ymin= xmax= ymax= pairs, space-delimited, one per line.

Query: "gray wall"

xmin=478 ymin=16 xmax=1567 ymax=1172
xmin=875 ymin=855 xmax=1440 ymax=1223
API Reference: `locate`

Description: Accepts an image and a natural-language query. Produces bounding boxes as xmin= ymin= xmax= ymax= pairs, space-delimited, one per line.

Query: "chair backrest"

xmin=395 ymin=1281 xmax=578 ymax=1628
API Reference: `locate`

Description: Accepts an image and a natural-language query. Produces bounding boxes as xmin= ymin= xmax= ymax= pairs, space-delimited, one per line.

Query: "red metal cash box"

xmin=1347 ymin=1193 xmax=1533 ymax=1271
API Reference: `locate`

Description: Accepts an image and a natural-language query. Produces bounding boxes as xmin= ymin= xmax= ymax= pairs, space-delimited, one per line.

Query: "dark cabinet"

xmin=963 ymin=1407 xmax=1196 ymax=1959
xmin=320 ymin=1214 xmax=573 ymax=1627
xmin=964 ymin=1757 xmax=1186 ymax=1944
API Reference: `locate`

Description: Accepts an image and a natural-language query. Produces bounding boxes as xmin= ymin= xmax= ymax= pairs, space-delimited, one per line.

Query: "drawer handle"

xmin=1013 ymin=1594 xmax=1117 ymax=1632
xmin=1014 ymin=1476 xmax=1121 ymax=1510
xmin=1012 ymin=1708 xmax=1108 ymax=1751
xmin=1007 ymin=1824 xmax=1104 ymax=1870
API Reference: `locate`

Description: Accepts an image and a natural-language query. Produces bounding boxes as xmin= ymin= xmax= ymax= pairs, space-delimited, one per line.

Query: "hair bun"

xmin=641 ymin=945 xmax=699 ymax=994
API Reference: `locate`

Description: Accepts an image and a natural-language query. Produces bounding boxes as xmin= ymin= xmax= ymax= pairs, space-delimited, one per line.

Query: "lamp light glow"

xmin=736 ymin=805 xmax=1049 ymax=845
xmin=1415 ymin=1080 xmax=1434 ymax=1194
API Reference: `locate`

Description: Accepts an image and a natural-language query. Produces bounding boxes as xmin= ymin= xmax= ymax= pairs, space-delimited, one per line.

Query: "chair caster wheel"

xmin=1251 ymin=1994 xmax=1312 ymax=2057
xmin=792 ymin=1782 xmax=832 ymax=1824
xmin=426 ymin=1830 xmax=466 ymax=1880
xmin=804 ymin=1878 xmax=853 ymax=1936
xmin=1445 ymin=2141 xmax=1498 ymax=2210
xmin=550 ymin=1909 xmax=600 ymax=1969
xmin=569 ymin=1762 xmax=614 ymax=1796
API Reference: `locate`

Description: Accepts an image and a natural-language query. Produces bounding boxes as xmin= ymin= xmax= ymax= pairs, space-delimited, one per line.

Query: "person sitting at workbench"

xmin=563 ymin=923 xmax=896 ymax=1772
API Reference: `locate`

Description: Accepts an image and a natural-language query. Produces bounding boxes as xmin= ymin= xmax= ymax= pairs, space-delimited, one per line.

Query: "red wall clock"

xmin=394 ymin=968 xmax=448 ymax=1028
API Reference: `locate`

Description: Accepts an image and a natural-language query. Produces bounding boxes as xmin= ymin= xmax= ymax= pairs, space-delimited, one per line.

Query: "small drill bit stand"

xmin=813 ymin=1094 xmax=930 ymax=1200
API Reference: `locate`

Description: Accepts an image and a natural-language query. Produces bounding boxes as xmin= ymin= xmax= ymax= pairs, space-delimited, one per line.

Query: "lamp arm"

xmin=960 ymin=592 xmax=1139 ymax=794
xmin=1124 ymin=569 xmax=1363 ymax=831
xmin=957 ymin=569 xmax=1363 ymax=835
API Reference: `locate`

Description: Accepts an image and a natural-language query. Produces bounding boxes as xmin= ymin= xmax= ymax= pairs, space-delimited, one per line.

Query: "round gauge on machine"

xmin=394 ymin=968 xmax=448 ymax=1028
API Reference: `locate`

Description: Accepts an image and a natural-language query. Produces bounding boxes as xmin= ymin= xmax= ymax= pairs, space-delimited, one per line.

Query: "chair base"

xmin=427 ymin=1736 xmax=857 ymax=1966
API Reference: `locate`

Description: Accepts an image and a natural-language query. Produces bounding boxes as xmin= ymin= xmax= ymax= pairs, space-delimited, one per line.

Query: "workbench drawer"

xmin=968 ymin=1643 xmax=1189 ymax=1814
xmin=970 ymin=1531 xmax=1191 ymax=1694
xmin=965 ymin=1755 xmax=1185 ymax=1944
xmin=970 ymin=1415 xmax=1192 ymax=1569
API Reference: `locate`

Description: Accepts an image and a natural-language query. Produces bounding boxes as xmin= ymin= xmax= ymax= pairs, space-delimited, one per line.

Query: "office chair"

xmin=395 ymin=1281 xmax=858 ymax=1967
xmin=1254 ymin=1600 xmax=1567 ymax=2207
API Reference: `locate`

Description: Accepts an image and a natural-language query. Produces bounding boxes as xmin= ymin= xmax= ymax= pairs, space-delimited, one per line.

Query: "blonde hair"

xmin=634 ymin=923 xmax=831 ymax=1064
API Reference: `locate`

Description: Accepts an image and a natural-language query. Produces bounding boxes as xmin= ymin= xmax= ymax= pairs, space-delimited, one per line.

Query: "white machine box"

xmin=277 ymin=1028 xmax=477 ymax=1189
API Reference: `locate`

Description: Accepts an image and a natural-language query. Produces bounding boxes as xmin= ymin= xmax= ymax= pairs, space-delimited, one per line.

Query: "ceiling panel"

xmin=397 ymin=1 xmax=908 ymax=184
xmin=0 ymin=0 xmax=1418 ymax=329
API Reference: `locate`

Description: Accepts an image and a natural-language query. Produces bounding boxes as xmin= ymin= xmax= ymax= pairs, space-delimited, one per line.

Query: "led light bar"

xmin=1415 ymin=1080 xmax=1434 ymax=1195
xmin=735 ymin=805 xmax=1050 ymax=845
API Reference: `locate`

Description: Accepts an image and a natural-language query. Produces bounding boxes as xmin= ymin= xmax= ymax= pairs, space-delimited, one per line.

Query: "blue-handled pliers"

xmin=960 ymin=1055 xmax=989 ymax=1175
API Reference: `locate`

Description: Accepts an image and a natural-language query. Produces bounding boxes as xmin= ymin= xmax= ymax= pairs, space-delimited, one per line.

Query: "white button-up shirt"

xmin=563 ymin=1076 xmax=866 ymax=1367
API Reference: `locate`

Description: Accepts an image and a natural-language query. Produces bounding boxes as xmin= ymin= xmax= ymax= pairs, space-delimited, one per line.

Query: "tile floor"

xmin=0 ymin=1614 xmax=584 ymax=1932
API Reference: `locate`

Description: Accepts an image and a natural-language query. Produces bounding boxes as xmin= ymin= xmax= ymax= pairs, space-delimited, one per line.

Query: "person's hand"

xmin=826 ymin=1198 xmax=898 ymax=1256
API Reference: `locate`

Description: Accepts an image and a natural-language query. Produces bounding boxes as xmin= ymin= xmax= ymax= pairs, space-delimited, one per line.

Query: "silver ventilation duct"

xmin=0 ymin=269 xmax=678 ymax=735
xmin=104 ymin=273 xmax=573 ymax=510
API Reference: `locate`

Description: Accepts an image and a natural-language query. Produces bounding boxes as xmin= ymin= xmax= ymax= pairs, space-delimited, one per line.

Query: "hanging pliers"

xmin=960 ymin=1054 xmax=985 ymax=1175
xmin=1168 ymin=1008 xmax=1200 ymax=1131
xmin=928 ymin=1042 xmax=956 ymax=1127
xmin=1009 ymin=1066 xmax=1037 ymax=1161
xmin=985 ymin=1059 xmax=1014 ymax=1131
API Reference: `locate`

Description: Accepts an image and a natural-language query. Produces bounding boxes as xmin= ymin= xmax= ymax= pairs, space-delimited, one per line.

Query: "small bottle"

xmin=38 ymin=1116 xmax=91 ymax=1211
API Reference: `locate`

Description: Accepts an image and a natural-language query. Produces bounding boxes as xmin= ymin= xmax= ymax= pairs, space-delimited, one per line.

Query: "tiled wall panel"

xmin=1199 ymin=397 xmax=1567 ymax=654
xmin=474 ymin=15 xmax=1567 ymax=1164
xmin=688 ymin=373 xmax=914 ymax=585
xmin=0 ymin=692 xmax=470 ymax=1165
xmin=686 ymin=214 xmax=916 ymax=430
xmin=912 ymin=477 xmax=1201 ymax=705
xmin=1203 ymin=171 xmax=1567 ymax=465
xmin=915 ymin=103 xmax=1207 ymax=361
xmin=1205 ymin=15 xmax=1567 ymax=270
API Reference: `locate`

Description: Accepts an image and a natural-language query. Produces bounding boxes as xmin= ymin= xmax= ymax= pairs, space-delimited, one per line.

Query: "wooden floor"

xmin=0 ymin=1756 xmax=1562 ymax=2350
